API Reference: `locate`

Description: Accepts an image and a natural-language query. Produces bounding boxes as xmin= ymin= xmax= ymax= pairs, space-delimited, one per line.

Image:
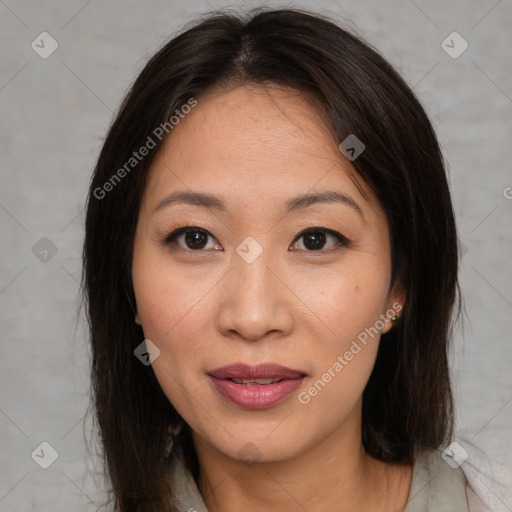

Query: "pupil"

xmin=185 ymin=230 xmax=207 ymax=249
xmin=305 ymin=231 xmax=325 ymax=250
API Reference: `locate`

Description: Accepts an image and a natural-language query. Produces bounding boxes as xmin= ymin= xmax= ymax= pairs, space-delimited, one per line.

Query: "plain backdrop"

xmin=1 ymin=0 xmax=511 ymax=510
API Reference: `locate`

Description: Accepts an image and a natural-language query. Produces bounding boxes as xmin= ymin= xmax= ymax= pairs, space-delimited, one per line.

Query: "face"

xmin=132 ymin=85 xmax=403 ymax=464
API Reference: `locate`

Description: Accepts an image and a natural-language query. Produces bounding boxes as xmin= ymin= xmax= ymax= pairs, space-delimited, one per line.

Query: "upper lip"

xmin=208 ymin=363 xmax=306 ymax=380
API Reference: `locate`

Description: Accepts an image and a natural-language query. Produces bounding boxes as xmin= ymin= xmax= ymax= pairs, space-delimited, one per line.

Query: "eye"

xmin=161 ymin=226 xmax=349 ymax=253
xmin=291 ymin=227 xmax=349 ymax=252
xmin=161 ymin=226 xmax=222 ymax=251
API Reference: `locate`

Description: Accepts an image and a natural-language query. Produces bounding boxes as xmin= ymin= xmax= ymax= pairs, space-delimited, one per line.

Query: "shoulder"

xmin=405 ymin=441 xmax=512 ymax=512
xmin=454 ymin=438 xmax=512 ymax=512
xmin=404 ymin=448 xmax=470 ymax=512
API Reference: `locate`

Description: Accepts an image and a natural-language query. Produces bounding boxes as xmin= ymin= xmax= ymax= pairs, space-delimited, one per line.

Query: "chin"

xmin=194 ymin=419 xmax=318 ymax=465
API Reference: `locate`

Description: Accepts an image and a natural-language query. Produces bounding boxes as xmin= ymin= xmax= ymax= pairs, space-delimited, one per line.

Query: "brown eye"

xmin=184 ymin=229 xmax=208 ymax=249
xmin=292 ymin=228 xmax=349 ymax=252
xmin=162 ymin=227 xmax=222 ymax=251
xmin=303 ymin=231 xmax=327 ymax=250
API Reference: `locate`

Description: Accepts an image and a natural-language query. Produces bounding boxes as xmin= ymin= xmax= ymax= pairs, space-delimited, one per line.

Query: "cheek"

xmin=289 ymin=257 xmax=389 ymax=400
xmin=131 ymin=243 xmax=230 ymax=408
xmin=132 ymin=241 xmax=218 ymax=345
xmin=291 ymin=257 xmax=389 ymax=343
xmin=132 ymin=257 xmax=213 ymax=419
xmin=294 ymin=273 xmax=385 ymax=420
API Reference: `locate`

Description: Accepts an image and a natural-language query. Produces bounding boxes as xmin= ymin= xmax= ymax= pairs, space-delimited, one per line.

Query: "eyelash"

xmin=159 ymin=225 xmax=350 ymax=253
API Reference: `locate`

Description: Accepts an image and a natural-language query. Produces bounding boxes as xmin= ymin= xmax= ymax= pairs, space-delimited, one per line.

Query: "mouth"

xmin=208 ymin=363 xmax=307 ymax=409
xmin=228 ymin=377 xmax=288 ymax=385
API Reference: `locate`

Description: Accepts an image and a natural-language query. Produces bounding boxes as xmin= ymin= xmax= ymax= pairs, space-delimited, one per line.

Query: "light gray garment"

xmin=168 ymin=448 xmax=470 ymax=511
xmin=404 ymin=449 xmax=469 ymax=511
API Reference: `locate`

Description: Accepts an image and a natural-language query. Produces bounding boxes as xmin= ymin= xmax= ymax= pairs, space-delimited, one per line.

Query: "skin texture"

xmin=132 ymin=85 xmax=411 ymax=511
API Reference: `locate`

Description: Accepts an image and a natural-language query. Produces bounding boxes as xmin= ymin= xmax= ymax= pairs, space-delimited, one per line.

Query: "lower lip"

xmin=209 ymin=376 xmax=305 ymax=409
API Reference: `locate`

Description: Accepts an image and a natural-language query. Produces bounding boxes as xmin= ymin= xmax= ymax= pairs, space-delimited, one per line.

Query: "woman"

xmin=82 ymin=7 xmax=490 ymax=511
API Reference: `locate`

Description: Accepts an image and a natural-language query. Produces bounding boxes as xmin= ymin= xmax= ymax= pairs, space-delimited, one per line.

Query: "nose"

xmin=215 ymin=249 xmax=295 ymax=342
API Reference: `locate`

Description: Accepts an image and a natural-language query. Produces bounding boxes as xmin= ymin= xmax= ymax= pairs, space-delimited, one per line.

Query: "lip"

xmin=208 ymin=363 xmax=307 ymax=409
xmin=209 ymin=363 xmax=306 ymax=380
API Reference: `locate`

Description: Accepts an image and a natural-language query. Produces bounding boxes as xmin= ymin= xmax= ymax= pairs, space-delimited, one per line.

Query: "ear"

xmin=135 ymin=312 xmax=141 ymax=325
xmin=380 ymin=281 xmax=406 ymax=335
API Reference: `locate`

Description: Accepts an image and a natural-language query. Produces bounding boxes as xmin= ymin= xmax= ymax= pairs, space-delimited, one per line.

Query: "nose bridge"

xmin=216 ymin=238 xmax=293 ymax=340
xmin=232 ymin=238 xmax=277 ymax=307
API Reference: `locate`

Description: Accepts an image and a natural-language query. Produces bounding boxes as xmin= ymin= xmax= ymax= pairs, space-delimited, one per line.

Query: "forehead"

xmin=142 ymin=85 xmax=379 ymax=220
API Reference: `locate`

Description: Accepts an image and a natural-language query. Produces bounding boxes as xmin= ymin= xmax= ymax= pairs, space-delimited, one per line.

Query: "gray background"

xmin=1 ymin=0 xmax=511 ymax=510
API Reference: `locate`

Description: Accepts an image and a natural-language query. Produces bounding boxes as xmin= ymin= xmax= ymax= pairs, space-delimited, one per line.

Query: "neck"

xmin=192 ymin=410 xmax=412 ymax=512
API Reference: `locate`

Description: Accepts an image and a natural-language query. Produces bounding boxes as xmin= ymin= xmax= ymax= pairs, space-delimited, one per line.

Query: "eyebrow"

xmin=153 ymin=189 xmax=365 ymax=221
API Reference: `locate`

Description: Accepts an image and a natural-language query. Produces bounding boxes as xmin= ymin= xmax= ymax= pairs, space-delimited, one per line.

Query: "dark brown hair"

xmin=82 ymin=7 xmax=461 ymax=511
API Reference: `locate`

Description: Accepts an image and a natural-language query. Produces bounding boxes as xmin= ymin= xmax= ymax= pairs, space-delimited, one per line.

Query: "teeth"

xmin=231 ymin=378 xmax=281 ymax=385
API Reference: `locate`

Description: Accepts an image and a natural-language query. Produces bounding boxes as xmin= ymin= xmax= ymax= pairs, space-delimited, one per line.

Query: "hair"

xmin=82 ymin=6 xmax=461 ymax=512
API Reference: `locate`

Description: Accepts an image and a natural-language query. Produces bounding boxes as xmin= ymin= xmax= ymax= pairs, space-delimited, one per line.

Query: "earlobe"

xmin=381 ymin=316 xmax=394 ymax=335
xmin=380 ymin=310 xmax=400 ymax=335
xmin=135 ymin=312 xmax=141 ymax=325
xmin=388 ymin=282 xmax=406 ymax=317
xmin=381 ymin=284 xmax=406 ymax=334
